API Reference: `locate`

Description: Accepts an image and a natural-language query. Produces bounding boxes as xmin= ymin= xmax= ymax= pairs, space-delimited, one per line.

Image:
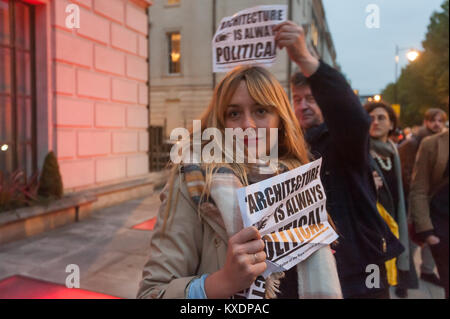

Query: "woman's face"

xmin=369 ymin=107 xmax=393 ymax=141
xmin=224 ymin=81 xmax=281 ymax=159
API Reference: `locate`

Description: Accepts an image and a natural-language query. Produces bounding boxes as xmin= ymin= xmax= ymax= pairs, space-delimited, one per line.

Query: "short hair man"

xmin=398 ymin=108 xmax=447 ymax=288
xmin=410 ymin=130 xmax=449 ymax=298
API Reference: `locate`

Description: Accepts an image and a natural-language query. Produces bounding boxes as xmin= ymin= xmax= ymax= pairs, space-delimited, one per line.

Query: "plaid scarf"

xmin=181 ymin=161 xmax=342 ymax=299
xmin=182 ymin=162 xmax=288 ymax=298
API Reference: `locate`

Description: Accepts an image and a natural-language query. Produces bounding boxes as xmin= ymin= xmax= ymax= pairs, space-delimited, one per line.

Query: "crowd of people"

xmin=136 ymin=21 xmax=448 ymax=299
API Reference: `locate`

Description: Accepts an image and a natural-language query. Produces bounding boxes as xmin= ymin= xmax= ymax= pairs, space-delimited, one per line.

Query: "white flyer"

xmin=212 ymin=5 xmax=287 ymax=73
xmin=235 ymin=158 xmax=339 ymax=298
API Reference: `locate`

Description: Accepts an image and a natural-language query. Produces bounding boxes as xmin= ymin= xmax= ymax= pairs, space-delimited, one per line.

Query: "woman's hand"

xmin=273 ymin=21 xmax=319 ymax=77
xmin=204 ymin=226 xmax=267 ymax=298
xmin=373 ymin=171 xmax=383 ymax=191
xmin=426 ymin=235 xmax=440 ymax=246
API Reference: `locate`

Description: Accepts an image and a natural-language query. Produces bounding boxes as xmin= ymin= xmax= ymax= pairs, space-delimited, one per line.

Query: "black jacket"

xmin=305 ymin=62 xmax=404 ymax=298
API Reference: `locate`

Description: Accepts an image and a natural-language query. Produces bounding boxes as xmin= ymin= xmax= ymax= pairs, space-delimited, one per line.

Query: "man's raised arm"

xmin=275 ymin=21 xmax=371 ymax=163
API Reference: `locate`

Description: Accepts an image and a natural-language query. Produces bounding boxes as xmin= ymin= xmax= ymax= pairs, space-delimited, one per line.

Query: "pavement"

xmin=0 ymin=190 xmax=445 ymax=299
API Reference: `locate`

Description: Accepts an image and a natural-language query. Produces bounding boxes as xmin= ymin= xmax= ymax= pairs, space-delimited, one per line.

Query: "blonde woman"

xmin=136 ymin=63 xmax=341 ymax=299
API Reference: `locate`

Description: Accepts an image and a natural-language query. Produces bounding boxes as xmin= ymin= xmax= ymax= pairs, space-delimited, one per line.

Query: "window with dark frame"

xmin=0 ymin=0 xmax=37 ymax=177
xmin=167 ymin=32 xmax=181 ymax=74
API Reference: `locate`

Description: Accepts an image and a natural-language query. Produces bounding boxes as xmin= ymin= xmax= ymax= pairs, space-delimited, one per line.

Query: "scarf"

xmin=181 ymin=160 xmax=342 ymax=299
xmin=182 ymin=162 xmax=286 ymax=298
xmin=370 ymin=138 xmax=410 ymax=272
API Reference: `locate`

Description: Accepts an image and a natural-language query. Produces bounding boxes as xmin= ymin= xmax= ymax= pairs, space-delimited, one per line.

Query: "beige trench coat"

xmin=137 ymin=173 xmax=342 ymax=299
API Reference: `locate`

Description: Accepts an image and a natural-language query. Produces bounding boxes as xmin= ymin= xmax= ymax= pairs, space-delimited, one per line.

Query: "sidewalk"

xmin=0 ymin=192 xmax=161 ymax=299
xmin=0 ymin=191 xmax=445 ymax=299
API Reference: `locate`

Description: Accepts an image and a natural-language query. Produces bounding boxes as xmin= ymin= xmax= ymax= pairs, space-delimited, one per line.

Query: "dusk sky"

xmin=323 ymin=0 xmax=445 ymax=96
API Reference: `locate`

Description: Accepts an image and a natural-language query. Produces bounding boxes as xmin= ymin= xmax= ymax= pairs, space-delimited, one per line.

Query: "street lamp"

xmin=394 ymin=45 xmax=420 ymax=104
xmin=406 ymin=50 xmax=419 ymax=62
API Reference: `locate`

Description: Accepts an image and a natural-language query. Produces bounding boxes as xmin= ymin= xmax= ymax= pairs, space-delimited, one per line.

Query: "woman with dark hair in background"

xmin=365 ymin=102 xmax=415 ymax=298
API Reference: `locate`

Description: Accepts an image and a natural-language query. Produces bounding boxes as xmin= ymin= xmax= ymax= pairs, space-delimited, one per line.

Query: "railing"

xmin=149 ymin=126 xmax=171 ymax=172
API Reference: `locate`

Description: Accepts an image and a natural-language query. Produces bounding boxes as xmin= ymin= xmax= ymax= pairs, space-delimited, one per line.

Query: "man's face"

xmin=424 ymin=114 xmax=445 ymax=134
xmin=292 ymin=85 xmax=324 ymax=130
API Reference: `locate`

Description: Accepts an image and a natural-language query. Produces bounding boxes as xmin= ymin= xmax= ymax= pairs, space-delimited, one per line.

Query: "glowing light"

xmin=374 ymin=95 xmax=381 ymax=102
xmin=1 ymin=144 xmax=8 ymax=152
xmin=171 ymin=52 xmax=181 ymax=62
xmin=133 ymin=217 xmax=157 ymax=231
xmin=368 ymin=97 xmax=374 ymax=102
xmin=406 ymin=50 xmax=419 ymax=62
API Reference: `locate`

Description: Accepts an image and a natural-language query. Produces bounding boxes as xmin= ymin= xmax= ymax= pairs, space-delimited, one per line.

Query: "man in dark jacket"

xmin=274 ymin=21 xmax=404 ymax=298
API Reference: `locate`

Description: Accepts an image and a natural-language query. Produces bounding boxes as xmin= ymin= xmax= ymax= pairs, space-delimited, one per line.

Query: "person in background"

xmin=282 ymin=19 xmax=404 ymax=299
xmin=403 ymin=127 xmax=412 ymax=140
xmin=391 ymin=128 xmax=406 ymax=146
xmin=365 ymin=102 xmax=415 ymax=298
xmin=398 ymin=108 xmax=447 ymax=289
xmin=400 ymin=108 xmax=447 ymax=196
xmin=410 ymin=130 xmax=449 ymax=298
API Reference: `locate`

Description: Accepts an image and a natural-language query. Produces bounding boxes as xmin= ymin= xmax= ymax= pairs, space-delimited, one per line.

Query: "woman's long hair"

xmin=162 ymin=66 xmax=310 ymax=231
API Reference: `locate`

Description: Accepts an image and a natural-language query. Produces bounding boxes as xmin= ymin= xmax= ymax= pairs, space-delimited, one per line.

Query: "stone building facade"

xmin=148 ymin=0 xmax=337 ymax=139
xmin=0 ymin=0 xmax=153 ymax=192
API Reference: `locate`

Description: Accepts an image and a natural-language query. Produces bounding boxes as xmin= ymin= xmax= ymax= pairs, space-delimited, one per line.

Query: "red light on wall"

xmin=0 ymin=275 xmax=121 ymax=299
xmin=21 ymin=0 xmax=49 ymax=5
